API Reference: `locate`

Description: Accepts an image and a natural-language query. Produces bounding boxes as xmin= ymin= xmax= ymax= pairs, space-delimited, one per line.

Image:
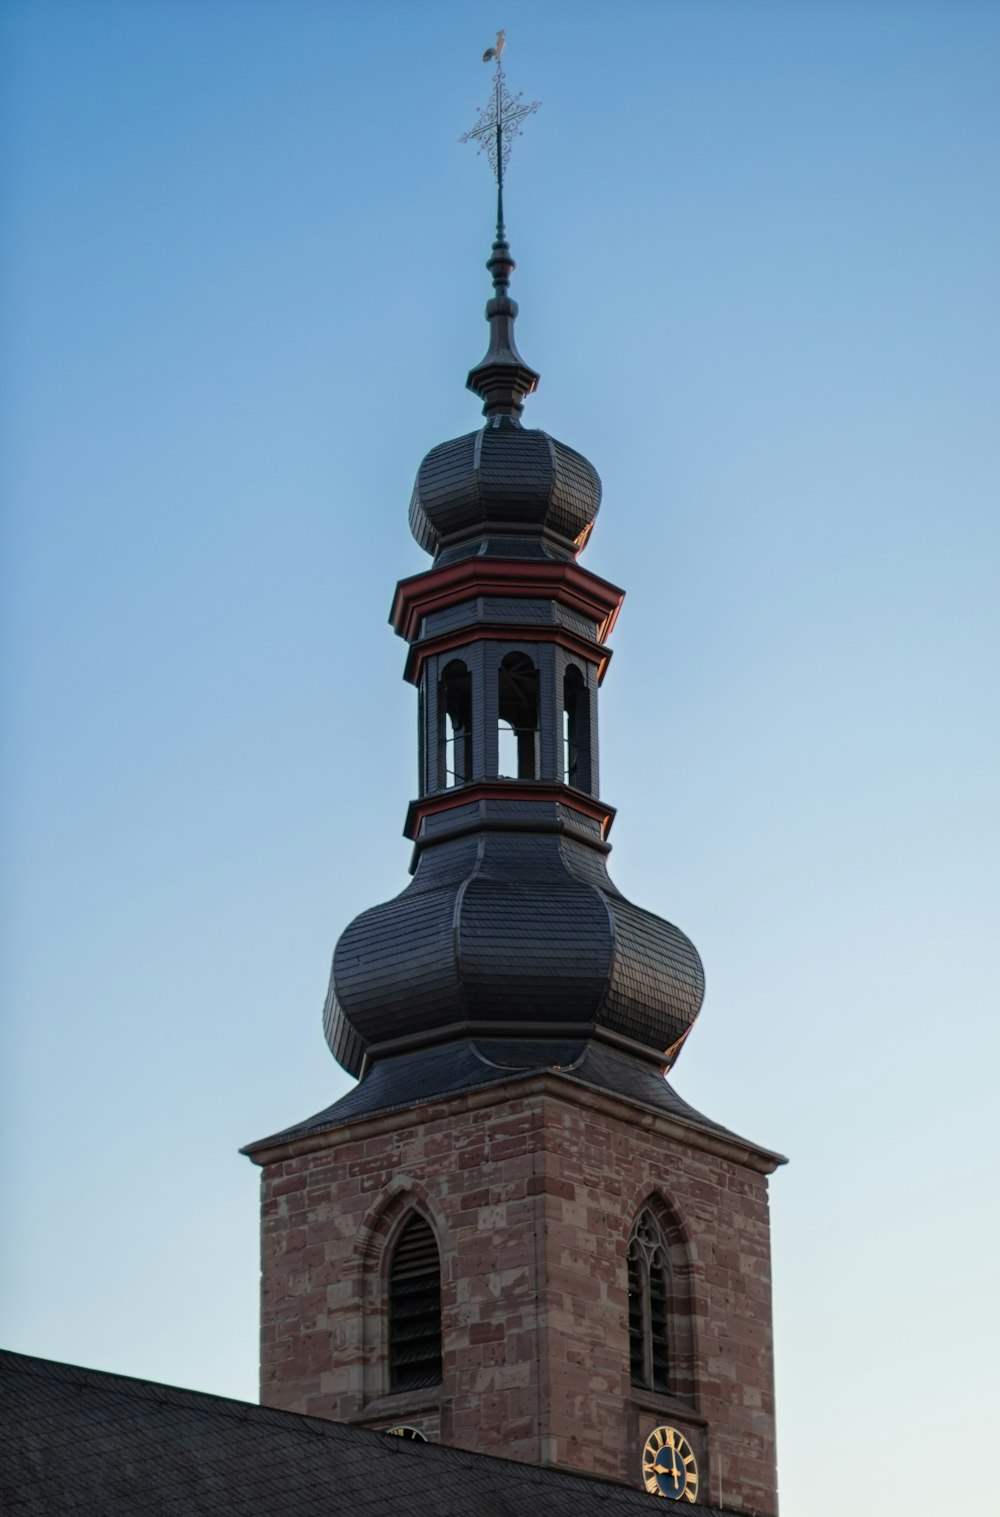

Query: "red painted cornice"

xmin=402 ymin=622 xmax=614 ymax=687
xmin=389 ymin=558 xmax=625 ymax=645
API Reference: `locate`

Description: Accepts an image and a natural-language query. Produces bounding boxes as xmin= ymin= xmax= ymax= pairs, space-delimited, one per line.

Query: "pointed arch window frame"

xmin=628 ymin=1208 xmax=672 ymax=1392
xmin=626 ymin=1199 xmax=698 ymax=1404
xmin=387 ymin=1210 xmax=444 ymax=1395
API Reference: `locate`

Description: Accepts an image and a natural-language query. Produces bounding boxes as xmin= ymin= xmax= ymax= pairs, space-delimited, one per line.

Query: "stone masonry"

xmin=252 ymin=1073 xmax=780 ymax=1516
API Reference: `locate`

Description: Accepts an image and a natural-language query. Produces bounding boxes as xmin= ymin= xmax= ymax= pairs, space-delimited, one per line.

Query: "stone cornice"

xmin=243 ymin=1070 xmax=787 ymax=1176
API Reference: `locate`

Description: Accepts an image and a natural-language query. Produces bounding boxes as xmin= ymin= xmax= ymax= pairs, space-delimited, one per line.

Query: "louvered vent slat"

xmin=389 ymin=1217 xmax=442 ymax=1393
xmin=627 ymin=1250 xmax=644 ymax=1383
xmin=649 ymin=1260 xmax=670 ymax=1391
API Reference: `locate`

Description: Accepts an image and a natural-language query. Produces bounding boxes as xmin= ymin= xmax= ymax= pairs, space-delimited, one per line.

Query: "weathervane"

xmin=459 ymin=30 xmax=541 ymax=233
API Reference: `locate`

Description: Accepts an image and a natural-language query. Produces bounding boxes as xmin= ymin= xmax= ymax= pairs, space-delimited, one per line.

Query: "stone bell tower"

xmin=244 ymin=58 xmax=784 ymax=1516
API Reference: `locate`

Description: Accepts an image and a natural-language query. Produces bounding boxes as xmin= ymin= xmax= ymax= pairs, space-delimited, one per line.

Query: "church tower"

xmin=245 ymin=54 xmax=784 ymax=1515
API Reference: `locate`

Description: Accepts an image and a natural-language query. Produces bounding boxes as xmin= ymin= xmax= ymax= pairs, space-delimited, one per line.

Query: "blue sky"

xmin=2 ymin=4 xmax=998 ymax=1514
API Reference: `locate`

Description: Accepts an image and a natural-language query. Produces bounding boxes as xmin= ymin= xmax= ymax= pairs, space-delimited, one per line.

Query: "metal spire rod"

xmin=495 ymin=60 xmax=504 ymax=238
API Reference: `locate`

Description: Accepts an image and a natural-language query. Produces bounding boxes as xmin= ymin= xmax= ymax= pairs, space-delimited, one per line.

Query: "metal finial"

xmin=459 ymin=33 xmax=541 ymax=224
xmin=460 ymin=35 xmax=542 ymax=420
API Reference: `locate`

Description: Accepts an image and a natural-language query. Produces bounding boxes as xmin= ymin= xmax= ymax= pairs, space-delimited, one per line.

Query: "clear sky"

xmin=2 ymin=4 xmax=997 ymax=1514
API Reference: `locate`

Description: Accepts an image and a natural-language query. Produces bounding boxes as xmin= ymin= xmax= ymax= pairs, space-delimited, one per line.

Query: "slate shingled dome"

xmin=324 ymin=833 xmax=705 ymax=1080
xmin=409 ymin=417 xmax=602 ymax=557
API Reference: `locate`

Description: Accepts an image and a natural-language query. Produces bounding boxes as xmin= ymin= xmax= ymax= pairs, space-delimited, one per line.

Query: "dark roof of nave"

xmin=0 ymin=1350 xmax=751 ymax=1517
xmin=243 ymin=1040 xmax=786 ymax=1169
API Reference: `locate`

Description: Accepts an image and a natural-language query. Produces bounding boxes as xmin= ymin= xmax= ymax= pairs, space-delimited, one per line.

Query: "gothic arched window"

xmin=388 ymin=1215 xmax=442 ymax=1393
xmin=438 ymin=659 xmax=473 ymax=788
xmin=498 ymin=652 xmax=538 ymax=779
xmin=627 ymin=1209 xmax=672 ymax=1393
xmin=562 ymin=664 xmax=591 ymax=790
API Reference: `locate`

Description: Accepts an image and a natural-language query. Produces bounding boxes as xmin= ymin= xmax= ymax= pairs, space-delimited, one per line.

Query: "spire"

xmin=459 ymin=36 xmax=542 ymax=419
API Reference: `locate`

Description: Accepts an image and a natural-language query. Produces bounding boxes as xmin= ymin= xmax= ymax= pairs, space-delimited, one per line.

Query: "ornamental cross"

xmin=459 ymin=31 xmax=541 ymax=189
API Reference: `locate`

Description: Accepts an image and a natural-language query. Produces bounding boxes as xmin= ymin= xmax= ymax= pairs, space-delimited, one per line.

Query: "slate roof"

xmin=323 ymin=829 xmax=706 ymax=1082
xmin=409 ymin=419 xmax=602 ymax=558
xmin=0 ymin=1350 xmax=748 ymax=1517
xmin=243 ymin=1038 xmax=786 ymax=1168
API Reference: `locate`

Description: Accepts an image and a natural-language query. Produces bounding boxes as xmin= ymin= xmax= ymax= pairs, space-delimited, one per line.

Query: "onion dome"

xmin=408 ymin=224 xmax=601 ymax=560
xmin=323 ymin=832 xmax=704 ymax=1081
xmin=409 ymin=423 xmax=601 ymax=559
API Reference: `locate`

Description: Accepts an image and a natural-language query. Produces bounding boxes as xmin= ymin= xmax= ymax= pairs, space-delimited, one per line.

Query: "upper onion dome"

xmin=410 ymin=218 xmax=601 ymax=559
xmin=409 ymin=421 xmax=601 ymax=557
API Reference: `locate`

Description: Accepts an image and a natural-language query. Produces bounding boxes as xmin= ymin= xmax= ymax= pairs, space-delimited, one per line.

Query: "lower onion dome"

xmin=323 ymin=832 xmax=704 ymax=1080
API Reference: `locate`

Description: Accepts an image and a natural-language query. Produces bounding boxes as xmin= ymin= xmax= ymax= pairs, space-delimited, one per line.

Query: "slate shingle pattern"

xmin=244 ymin=1037 xmax=774 ymax=1160
xmin=323 ymin=831 xmax=704 ymax=1080
xmin=0 ymin=1350 xmax=749 ymax=1517
xmin=409 ymin=417 xmax=601 ymax=557
xmin=434 ymin=534 xmax=568 ymax=566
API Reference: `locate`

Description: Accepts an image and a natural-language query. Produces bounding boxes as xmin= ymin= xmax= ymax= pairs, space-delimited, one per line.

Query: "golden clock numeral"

xmin=641 ymin=1425 xmax=699 ymax=1501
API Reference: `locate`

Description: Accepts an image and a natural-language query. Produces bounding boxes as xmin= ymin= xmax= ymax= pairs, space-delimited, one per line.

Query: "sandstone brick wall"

xmin=255 ymin=1075 xmax=778 ymax=1515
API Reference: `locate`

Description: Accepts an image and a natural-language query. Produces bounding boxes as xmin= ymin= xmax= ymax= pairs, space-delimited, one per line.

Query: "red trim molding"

xmin=403 ymin=623 xmax=614 ymax=686
xmin=390 ymin=559 xmax=625 ymax=645
xmin=405 ymin=781 xmax=616 ymax=842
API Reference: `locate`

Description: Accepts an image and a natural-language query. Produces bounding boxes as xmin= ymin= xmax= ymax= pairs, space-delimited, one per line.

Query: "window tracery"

xmin=627 ymin=1208 xmax=672 ymax=1393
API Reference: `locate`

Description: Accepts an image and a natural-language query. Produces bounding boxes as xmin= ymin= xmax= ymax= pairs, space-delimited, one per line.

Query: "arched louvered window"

xmin=628 ymin=1209 xmax=671 ymax=1393
xmin=438 ymin=659 xmax=473 ymax=788
xmin=562 ymin=664 xmax=591 ymax=790
xmin=388 ymin=1215 xmax=442 ymax=1393
xmin=498 ymin=652 xmax=539 ymax=779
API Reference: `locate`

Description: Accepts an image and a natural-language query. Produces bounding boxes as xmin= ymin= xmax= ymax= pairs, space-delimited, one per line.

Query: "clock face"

xmin=641 ymin=1425 xmax=699 ymax=1502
